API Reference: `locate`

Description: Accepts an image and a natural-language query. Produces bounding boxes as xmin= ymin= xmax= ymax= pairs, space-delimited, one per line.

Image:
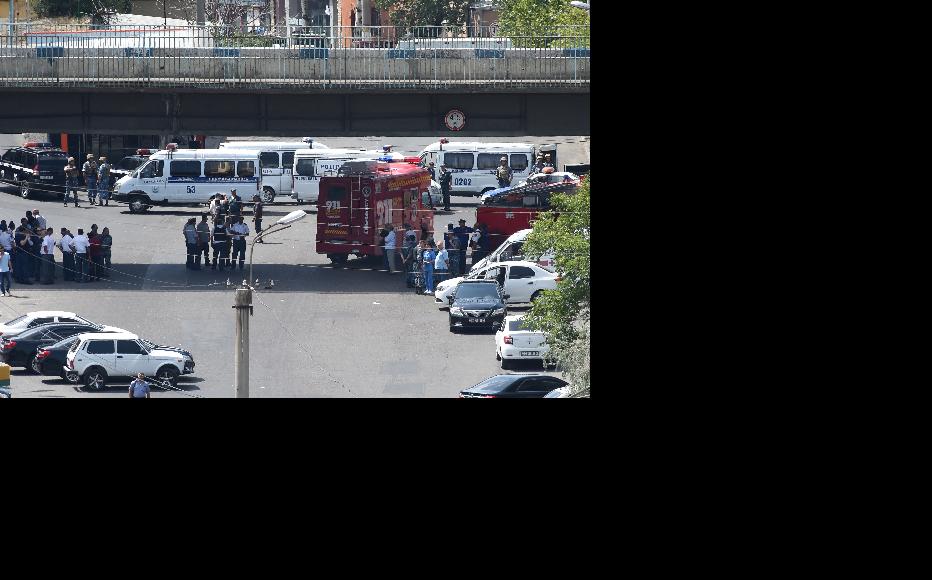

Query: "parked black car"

xmin=448 ymin=279 xmax=509 ymax=331
xmin=459 ymin=374 xmax=569 ymax=398
xmin=108 ymin=153 xmax=152 ymax=188
xmin=0 ymin=323 xmax=111 ymax=369
xmin=36 ymin=335 xmax=193 ymax=381
xmin=0 ymin=143 xmax=68 ymax=199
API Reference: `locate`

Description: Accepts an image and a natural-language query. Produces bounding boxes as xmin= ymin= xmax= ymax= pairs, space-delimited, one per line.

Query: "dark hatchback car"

xmin=448 ymin=279 xmax=509 ymax=331
xmin=0 ymin=323 xmax=109 ymax=369
xmin=0 ymin=143 xmax=69 ymax=199
xmin=459 ymin=374 xmax=569 ymax=398
xmin=35 ymin=336 xmax=193 ymax=381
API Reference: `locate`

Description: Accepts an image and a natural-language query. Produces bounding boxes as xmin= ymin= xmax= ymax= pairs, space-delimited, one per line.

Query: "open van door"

xmin=539 ymin=144 xmax=557 ymax=169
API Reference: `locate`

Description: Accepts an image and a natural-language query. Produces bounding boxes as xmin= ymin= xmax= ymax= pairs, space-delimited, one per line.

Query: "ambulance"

xmin=419 ymin=141 xmax=543 ymax=196
xmin=219 ymin=139 xmax=328 ymax=203
xmin=316 ymin=160 xmax=434 ymax=264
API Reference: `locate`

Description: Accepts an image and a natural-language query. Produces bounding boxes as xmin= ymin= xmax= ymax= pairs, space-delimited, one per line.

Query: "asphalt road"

xmin=0 ymin=183 xmax=561 ymax=398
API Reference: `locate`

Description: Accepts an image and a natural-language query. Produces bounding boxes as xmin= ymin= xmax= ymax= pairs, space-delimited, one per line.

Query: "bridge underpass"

xmin=0 ymin=89 xmax=589 ymax=136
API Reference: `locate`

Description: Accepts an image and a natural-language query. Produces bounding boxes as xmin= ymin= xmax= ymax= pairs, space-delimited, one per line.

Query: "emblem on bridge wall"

xmin=444 ymin=109 xmax=466 ymax=131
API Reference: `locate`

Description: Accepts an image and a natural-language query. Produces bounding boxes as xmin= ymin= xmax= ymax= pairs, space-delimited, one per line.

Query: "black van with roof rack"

xmin=0 ymin=142 xmax=69 ymax=199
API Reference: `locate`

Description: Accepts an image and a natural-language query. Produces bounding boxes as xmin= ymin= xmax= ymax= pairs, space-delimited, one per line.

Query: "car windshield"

xmin=470 ymin=375 xmax=520 ymax=393
xmin=507 ymin=319 xmax=533 ymax=332
xmin=455 ymin=284 xmax=498 ymax=300
xmin=3 ymin=315 xmax=27 ymax=326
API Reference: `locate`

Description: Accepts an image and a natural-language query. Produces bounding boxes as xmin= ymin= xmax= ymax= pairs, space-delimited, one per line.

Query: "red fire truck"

xmin=317 ymin=160 xmax=434 ymax=263
xmin=476 ymin=174 xmax=580 ymax=248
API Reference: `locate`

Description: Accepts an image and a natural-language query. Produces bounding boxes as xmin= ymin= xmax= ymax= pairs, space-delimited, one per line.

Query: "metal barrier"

xmin=0 ymin=24 xmax=590 ymax=90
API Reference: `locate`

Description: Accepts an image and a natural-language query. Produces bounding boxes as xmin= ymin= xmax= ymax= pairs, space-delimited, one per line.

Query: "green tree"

xmin=496 ymin=0 xmax=589 ymax=48
xmin=522 ymin=177 xmax=590 ymax=394
xmin=375 ymin=0 xmax=470 ymax=34
xmin=32 ymin=0 xmax=132 ymax=18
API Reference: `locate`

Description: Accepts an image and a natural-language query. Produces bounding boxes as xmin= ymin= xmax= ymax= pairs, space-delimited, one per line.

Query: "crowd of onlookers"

xmin=0 ymin=209 xmax=112 ymax=296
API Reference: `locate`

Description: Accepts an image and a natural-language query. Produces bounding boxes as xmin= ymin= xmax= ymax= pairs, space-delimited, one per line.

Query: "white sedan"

xmin=495 ymin=315 xmax=551 ymax=369
xmin=434 ymin=260 xmax=558 ymax=308
xmin=0 ymin=311 xmax=96 ymax=338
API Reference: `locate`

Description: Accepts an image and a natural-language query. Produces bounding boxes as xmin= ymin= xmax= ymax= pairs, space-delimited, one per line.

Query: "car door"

xmin=507 ymin=265 xmax=539 ymax=303
xmin=169 ymin=159 xmax=201 ymax=202
xmin=260 ymin=151 xmax=281 ymax=194
xmin=281 ymin=151 xmax=295 ymax=196
xmin=82 ymin=339 xmax=118 ymax=375
xmin=116 ymin=339 xmax=148 ymax=377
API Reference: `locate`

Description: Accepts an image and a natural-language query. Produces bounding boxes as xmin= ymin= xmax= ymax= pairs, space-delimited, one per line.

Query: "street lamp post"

xmin=234 ymin=210 xmax=307 ymax=398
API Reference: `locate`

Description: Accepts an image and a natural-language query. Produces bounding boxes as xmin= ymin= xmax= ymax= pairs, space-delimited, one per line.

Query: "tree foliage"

xmin=496 ymin=0 xmax=589 ymax=48
xmin=523 ymin=177 xmax=590 ymax=394
xmin=375 ymin=0 xmax=470 ymax=32
xmin=32 ymin=0 xmax=132 ymax=18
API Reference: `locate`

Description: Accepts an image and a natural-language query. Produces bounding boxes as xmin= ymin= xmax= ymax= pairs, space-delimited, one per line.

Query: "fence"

xmin=0 ymin=23 xmax=589 ymax=90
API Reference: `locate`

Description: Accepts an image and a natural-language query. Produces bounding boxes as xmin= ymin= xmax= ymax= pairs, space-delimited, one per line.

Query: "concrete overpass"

xmin=0 ymin=44 xmax=589 ymax=136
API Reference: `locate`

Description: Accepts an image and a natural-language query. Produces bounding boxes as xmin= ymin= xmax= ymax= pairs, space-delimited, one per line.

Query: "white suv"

xmin=65 ymin=332 xmax=195 ymax=390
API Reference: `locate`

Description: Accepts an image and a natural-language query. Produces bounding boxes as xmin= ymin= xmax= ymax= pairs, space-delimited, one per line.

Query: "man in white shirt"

xmin=33 ymin=209 xmax=47 ymax=231
xmin=228 ymin=217 xmax=250 ymax=271
xmin=383 ymin=226 xmax=397 ymax=274
xmin=58 ymin=228 xmax=75 ymax=282
xmin=39 ymin=228 xmax=56 ymax=284
xmin=72 ymin=228 xmax=90 ymax=283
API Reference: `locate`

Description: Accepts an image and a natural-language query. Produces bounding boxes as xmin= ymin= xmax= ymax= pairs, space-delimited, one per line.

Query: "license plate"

xmin=40 ymin=176 xmax=54 ymax=179
xmin=520 ymin=351 xmax=539 ymax=356
xmin=469 ymin=318 xmax=486 ymax=323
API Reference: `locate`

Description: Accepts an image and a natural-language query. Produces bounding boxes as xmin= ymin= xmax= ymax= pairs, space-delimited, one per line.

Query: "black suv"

xmin=108 ymin=154 xmax=152 ymax=187
xmin=448 ymin=279 xmax=509 ymax=332
xmin=0 ymin=143 xmax=69 ymax=199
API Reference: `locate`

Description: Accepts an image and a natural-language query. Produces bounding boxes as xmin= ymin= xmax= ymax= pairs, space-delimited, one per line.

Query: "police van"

xmin=290 ymin=148 xmax=390 ymax=204
xmin=419 ymin=141 xmax=540 ymax=196
xmin=111 ymin=147 xmax=262 ymax=213
xmin=219 ymin=139 xmax=328 ymax=204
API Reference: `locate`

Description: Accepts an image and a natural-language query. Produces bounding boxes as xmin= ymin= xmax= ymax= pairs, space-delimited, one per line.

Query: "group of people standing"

xmin=381 ymin=218 xmax=491 ymax=295
xmin=63 ymin=154 xmax=111 ymax=207
xmin=182 ymin=188 xmax=262 ymax=271
xmin=0 ymin=210 xmax=112 ymax=296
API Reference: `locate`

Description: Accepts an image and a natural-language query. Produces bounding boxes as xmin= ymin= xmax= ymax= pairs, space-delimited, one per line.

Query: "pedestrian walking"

xmin=452 ymin=218 xmax=473 ymax=274
xmin=0 ymin=223 xmax=12 ymax=253
xmin=97 ymin=156 xmax=111 ymax=206
xmin=99 ymin=227 xmax=112 ymax=277
xmin=72 ymin=228 xmax=90 ymax=283
xmin=88 ymin=225 xmax=102 ymax=281
xmin=229 ymin=216 xmax=249 ymax=271
xmin=495 ymin=156 xmax=513 ymax=188
xmin=252 ymin=195 xmax=263 ymax=243
xmin=39 ymin=228 xmax=55 ymax=284
xmin=26 ymin=215 xmax=41 ymax=281
xmin=401 ymin=224 xmax=418 ymax=287
xmin=427 ymin=161 xmax=436 ymax=181
xmin=447 ymin=231 xmax=462 ymax=279
xmin=33 ymin=209 xmax=47 ymax=232
xmin=183 ymin=218 xmax=198 ymax=270
xmin=129 ymin=373 xmax=151 ymax=399
xmin=211 ymin=218 xmax=229 ymax=270
xmin=219 ymin=194 xmax=230 ymax=222
xmin=422 ymin=240 xmax=437 ymax=294
xmin=439 ymin=164 xmax=452 ymax=211
xmin=64 ymin=157 xmax=80 ymax=206
xmin=58 ymin=228 xmax=75 ymax=282
xmin=471 ymin=223 xmax=491 ymax=265
xmin=0 ymin=246 xmax=12 ymax=297
xmin=82 ymin=154 xmax=98 ymax=205
xmin=196 ymin=213 xmax=211 ymax=266
xmin=434 ymin=240 xmax=449 ymax=286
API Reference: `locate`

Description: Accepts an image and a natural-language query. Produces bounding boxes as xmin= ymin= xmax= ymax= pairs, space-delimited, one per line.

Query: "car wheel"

xmin=129 ymin=196 xmax=148 ymax=213
xmin=29 ymin=356 xmax=41 ymax=374
xmin=84 ymin=367 xmax=108 ymax=391
xmin=65 ymin=370 xmax=81 ymax=384
xmin=20 ymin=181 xmax=30 ymax=199
xmin=156 ymin=366 xmax=179 ymax=389
xmin=530 ymin=291 xmax=543 ymax=303
xmin=262 ymin=187 xmax=276 ymax=204
xmin=329 ymin=254 xmax=348 ymax=264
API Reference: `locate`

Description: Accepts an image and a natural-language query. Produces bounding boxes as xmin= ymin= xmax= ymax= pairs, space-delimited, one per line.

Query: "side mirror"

xmin=503 ymin=294 xmax=510 ymax=300
xmin=447 ymin=295 xmax=454 ymax=304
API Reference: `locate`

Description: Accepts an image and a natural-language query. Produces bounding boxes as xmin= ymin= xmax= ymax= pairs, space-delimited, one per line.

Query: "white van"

xmin=112 ymin=148 xmax=262 ymax=213
xmin=469 ymin=228 xmax=555 ymax=273
xmin=420 ymin=141 xmax=539 ymax=196
xmin=291 ymin=148 xmax=390 ymax=203
xmin=219 ymin=140 xmax=329 ymax=203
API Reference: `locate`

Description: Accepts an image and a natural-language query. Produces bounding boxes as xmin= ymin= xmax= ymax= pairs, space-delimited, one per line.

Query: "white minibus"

xmin=219 ymin=139 xmax=329 ymax=203
xmin=112 ymin=148 xmax=262 ymax=213
xmin=291 ymin=148 xmax=391 ymax=204
xmin=419 ymin=141 xmax=539 ymax=196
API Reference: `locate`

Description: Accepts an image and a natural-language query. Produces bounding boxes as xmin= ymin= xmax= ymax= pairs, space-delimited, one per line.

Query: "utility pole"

xmin=197 ymin=0 xmax=206 ymax=25
xmin=9 ymin=0 xmax=15 ymax=39
xmin=234 ymin=286 xmax=252 ymax=398
xmin=285 ymin=0 xmax=292 ymax=47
